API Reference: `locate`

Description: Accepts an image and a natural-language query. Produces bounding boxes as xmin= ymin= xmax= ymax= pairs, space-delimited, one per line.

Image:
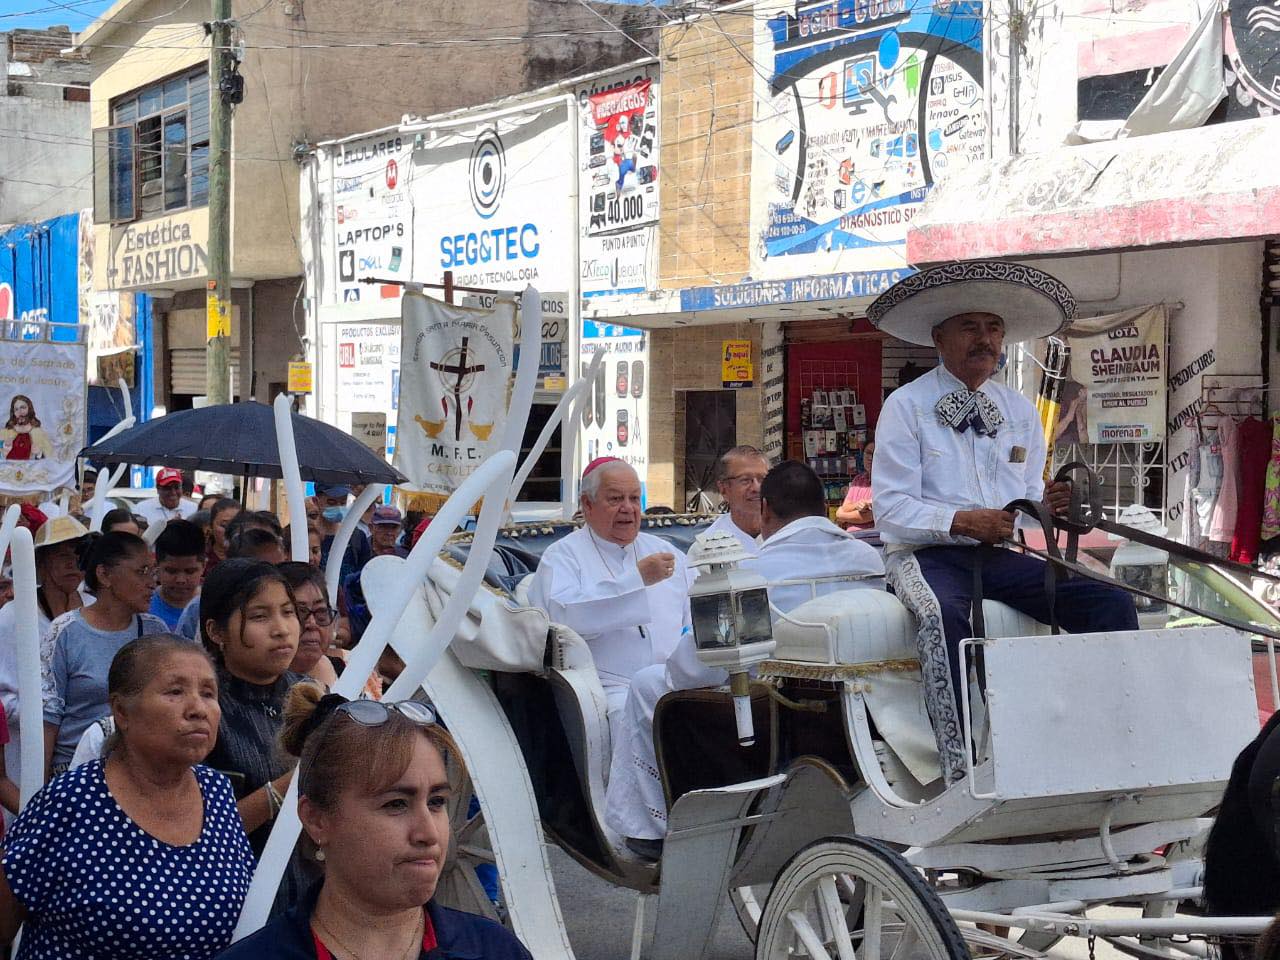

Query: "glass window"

xmin=137 ymin=85 xmax=162 ymax=118
xmin=163 ymin=112 xmax=188 ymax=211
xmin=101 ymin=67 xmax=210 ymax=223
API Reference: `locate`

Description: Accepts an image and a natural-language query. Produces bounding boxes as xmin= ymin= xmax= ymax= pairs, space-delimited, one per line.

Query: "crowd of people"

xmin=0 ymin=473 xmax=531 ymax=959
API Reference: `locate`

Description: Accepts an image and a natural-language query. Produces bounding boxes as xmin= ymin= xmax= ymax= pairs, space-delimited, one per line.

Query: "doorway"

xmin=683 ymin=390 xmax=737 ymax=513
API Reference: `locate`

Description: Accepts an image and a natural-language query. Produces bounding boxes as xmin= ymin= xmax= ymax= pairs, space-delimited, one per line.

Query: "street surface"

xmin=550 ymin=845 xmax=1133 ymax=959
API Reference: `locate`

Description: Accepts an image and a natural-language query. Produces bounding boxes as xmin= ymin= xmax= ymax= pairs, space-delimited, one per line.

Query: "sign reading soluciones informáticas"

xmin=750 ymin=0 xmax=987 ymax=279
xmin=1058 ymin=304 xmax=1168 ymax=446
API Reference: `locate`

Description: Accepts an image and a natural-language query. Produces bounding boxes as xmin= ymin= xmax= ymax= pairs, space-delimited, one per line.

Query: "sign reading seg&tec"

xmin=412 ymin=104 xmax=573 ymax=292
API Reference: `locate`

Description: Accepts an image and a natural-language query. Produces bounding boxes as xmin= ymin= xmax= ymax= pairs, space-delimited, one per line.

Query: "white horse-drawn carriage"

xmin=355 ymin=503 xmax=1271 ymax=960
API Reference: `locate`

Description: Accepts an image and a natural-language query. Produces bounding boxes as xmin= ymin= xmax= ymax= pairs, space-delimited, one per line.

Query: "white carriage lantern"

xmin=1109 ymin=504 xmax=1169 ymax=628
xmin=686 ymin=530 xmax=775 ymax=747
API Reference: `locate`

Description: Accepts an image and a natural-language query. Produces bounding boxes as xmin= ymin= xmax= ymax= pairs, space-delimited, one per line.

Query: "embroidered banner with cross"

xmin=394 ymin=291 xmax=516 ymax=509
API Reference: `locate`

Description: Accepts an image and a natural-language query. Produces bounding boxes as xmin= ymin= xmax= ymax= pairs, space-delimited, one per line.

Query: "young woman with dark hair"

xmin=41 ymin=532 xmax=168 ymax=777
xmin=198 ymin=560 xmax=305 ymax=880
xmin=217 ymin=684 xmax=532 ymax=960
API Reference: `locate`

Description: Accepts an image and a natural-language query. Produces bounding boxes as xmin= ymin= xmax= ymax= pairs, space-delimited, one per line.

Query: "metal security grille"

xmin=1051 ymin=439 xmax=1167 ymax=523
xmin=169 ymin=347 xmax=239 ymax=396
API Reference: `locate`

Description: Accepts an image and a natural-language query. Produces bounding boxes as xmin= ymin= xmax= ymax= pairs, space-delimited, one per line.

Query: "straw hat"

xmin=33 ymin=515 xmax=90 ymax=551
xmin=867 ymin=260 xmax=1076 ymax=347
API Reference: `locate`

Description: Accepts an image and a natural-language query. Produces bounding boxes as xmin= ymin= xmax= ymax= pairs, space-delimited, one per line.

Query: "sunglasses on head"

xmin=334 ymin=698 xmax=437 ymax=728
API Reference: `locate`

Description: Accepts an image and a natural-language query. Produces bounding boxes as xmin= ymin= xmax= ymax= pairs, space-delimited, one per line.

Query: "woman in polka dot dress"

xmin=0 ymin=636 xmax=255 ymax=959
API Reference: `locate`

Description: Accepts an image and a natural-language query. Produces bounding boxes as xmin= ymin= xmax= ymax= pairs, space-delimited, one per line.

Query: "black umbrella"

xmin=79 ymin=401 xmax=407 ymax=487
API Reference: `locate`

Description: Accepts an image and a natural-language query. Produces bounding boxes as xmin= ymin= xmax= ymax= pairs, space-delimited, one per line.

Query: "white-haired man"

xmin=705 ymin=445 xmax=768 ymax=552
xmin=528 ymin=457 xmax=691 ymax=726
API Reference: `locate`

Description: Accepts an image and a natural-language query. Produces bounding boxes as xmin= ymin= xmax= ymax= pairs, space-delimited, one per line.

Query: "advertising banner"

xmin=412 ymin=105 xmax=574 ymax=293
xmin=576 ymin=66 xmax=660 ymax=298
xmin=722 ymin=339 xmax=754 ymax=389
xmin=0 ymin=332 xmax=87 ymax=496
xmin=330 ymin=132 xmax=413 ymax=306
xmin=78 ymin=211 xmax=137 ymax=386
xmin=750 ymin=0 xmax=987 ymax=279
xmin=394 ymin=292 xmax=516 ymax=506
xmin=578 ymin=320 xmax=649 ymax=488
xmin=332 ymin=321 xmax=401 ymax=435
xmin=1059 ymin=304 xmax=1168 ymax=445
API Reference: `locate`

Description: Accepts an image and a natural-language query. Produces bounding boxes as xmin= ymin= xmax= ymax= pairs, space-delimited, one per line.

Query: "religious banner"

xmin=0 ymin=330 xmax=87 ymax=496
xmin=394 ymin=291 xmax=516 ymax=507
xmin=1059 ymin=304 xmax=1168 ymax=445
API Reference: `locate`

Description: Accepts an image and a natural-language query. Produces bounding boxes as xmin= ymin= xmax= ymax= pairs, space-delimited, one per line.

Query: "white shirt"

xmin=528 ymin=526 xmax=692 ymax=688
xmin=134 ymin=496 xmax=197 ymax=526
xmin=665 ymin=514 xmax=883 ymax=690
xmin=873 ymin=365 xmax=1045 ymax=546
xmin=705 ymin=513 xmax=760 ymax=554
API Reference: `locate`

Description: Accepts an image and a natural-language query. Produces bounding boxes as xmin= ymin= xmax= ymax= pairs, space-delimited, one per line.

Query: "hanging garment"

xmin=1231 ymin=417 xmax=1270 ymax=563
xmin=1208 ymin=416 xmax=1241 ymax=542
xmin=1262 ymin=418 xmax=1280 ymax=541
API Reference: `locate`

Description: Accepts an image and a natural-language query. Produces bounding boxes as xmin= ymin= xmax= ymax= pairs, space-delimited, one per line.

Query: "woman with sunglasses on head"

xmin=218 ymin=685 xmax=532 ymax=960
xmin=41 ymin=532 xmax=168 ymax=778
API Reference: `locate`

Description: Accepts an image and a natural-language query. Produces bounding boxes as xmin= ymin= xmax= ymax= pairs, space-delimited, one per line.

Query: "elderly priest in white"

xmin=528 ymin=457 xmax=691 ymax=728
xmin=605 ymin=460 xmax=884 ymax=858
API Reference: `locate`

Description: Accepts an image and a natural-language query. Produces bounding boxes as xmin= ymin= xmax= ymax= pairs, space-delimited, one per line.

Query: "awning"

xmin=906 ymin=116 xmax=1280 ymax=265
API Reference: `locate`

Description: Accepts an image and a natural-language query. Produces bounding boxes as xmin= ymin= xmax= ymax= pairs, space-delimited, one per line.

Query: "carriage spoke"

xmin=787 ymin=910 xmax=836 ymax=959
xmin=817 ymin=876 xmax=858 ymax=960
xmin=887 ymin=925 xmax=919 ymax=960
xmin=861 ymin=884 xmax=883 ymax=960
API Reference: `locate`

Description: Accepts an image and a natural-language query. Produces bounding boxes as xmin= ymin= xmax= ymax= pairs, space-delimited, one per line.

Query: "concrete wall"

xmin=647 ymin=320 xmax=764 ymax=509
xmin=656 ymin=17 xmax=753 ymax=287
xmin=1 ymin=28 xmax=92 ymax=224
xmin=0 ymin=97 xmax=91 ymax=223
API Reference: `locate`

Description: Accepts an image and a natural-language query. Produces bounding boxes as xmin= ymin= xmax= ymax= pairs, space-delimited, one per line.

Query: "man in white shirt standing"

xmin=605 ymin=460 xmax=883 ymax=857
xmin=528 ymin=457 xmax=691 ymax=727
xmin=705 ymin=445 xmax=768 ymax=552
xmin=134 ymin=468 xmax=197 ymax=527
xmin=869 ymin=261 xmax=1138 ymax=785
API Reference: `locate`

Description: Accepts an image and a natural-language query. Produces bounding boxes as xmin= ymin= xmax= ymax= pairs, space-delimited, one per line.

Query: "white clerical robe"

xmin=704 ymin=512 xmax=760 ymax=554
xmin=606 ymin=515 xmax=885 ymax=840
xmin=527 ymin=526 xmax=692 ymax=723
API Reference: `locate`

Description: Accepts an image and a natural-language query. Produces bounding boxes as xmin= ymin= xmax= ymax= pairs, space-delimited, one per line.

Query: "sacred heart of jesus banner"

xmin=394 ymin=291 xmax=515 ymax=507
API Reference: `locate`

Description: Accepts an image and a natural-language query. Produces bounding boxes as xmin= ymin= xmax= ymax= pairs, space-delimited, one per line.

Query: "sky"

xmin=0 ymin=0 xmax=114 ymax=32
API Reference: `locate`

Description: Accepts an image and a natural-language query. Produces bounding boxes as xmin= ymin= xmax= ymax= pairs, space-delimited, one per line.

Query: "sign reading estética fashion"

xmin=105 ymin=210 xmax=209 ymax=290
xmin=750 ymin=0 xmax=987 ymax=279
xmin=412 ymin=104 xmax=574 ymax=292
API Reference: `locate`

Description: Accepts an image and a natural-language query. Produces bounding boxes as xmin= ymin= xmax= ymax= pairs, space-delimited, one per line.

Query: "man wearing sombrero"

xmin=869 ymin=261 xmax=1138 ymax=785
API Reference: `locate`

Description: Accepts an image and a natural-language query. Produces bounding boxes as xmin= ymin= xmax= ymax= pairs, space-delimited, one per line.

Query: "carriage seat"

xmin=771 ymin=589 xmax=1051 ymax=667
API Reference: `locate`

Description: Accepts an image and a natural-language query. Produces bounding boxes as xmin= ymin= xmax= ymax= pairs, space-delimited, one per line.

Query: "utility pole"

xmin=205 ymin=0 xmax=238 ymax=405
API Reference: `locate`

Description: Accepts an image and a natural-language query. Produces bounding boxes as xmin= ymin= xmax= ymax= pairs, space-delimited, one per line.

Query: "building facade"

xmin=75 ymin=0 xmax=659 ymax=419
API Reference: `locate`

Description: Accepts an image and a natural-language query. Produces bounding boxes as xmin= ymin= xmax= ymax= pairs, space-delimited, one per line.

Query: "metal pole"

xmin=205 ymin=0 xmax=233 ymax=406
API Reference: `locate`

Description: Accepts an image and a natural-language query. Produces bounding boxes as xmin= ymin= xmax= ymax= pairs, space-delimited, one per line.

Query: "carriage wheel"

xmin=434 ymin=767 xmax=506 ymax=924
xmin=731 ymin=884 xmax=769 ymax=940
xmin=755 ymin=837 xmax=969 ymax=960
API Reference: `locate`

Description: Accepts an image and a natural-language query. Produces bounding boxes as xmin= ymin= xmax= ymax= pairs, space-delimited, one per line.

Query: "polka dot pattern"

xmin=2 ymin=760 xmax=255 ymax=959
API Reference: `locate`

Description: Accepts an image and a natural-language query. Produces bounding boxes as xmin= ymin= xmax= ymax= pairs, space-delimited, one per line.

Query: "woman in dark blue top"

xmin=218 ymin=684 xmax=531 ymax=960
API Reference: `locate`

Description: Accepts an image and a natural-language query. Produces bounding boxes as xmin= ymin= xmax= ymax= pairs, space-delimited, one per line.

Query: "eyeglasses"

xmin=121 ymin=564 xmax=155 ymax=579
xmin=336 ymin=699 xmax=437 ymax=727
xmin=723 ymin=474 xmax=767 ymax=487
xmin=299 ymin=604 xmax=338 ymax=627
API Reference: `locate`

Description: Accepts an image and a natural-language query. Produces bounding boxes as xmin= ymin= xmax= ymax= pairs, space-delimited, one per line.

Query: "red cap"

xmin=156 ymin=468 xmax=183 ymax=486
xmin=582 ymin=456 xmax=623 ymax=479
xmin=411 ymin=517 xmax=432 ymax=548
xmin=18 ymin=503 xmax=47 ymax=532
